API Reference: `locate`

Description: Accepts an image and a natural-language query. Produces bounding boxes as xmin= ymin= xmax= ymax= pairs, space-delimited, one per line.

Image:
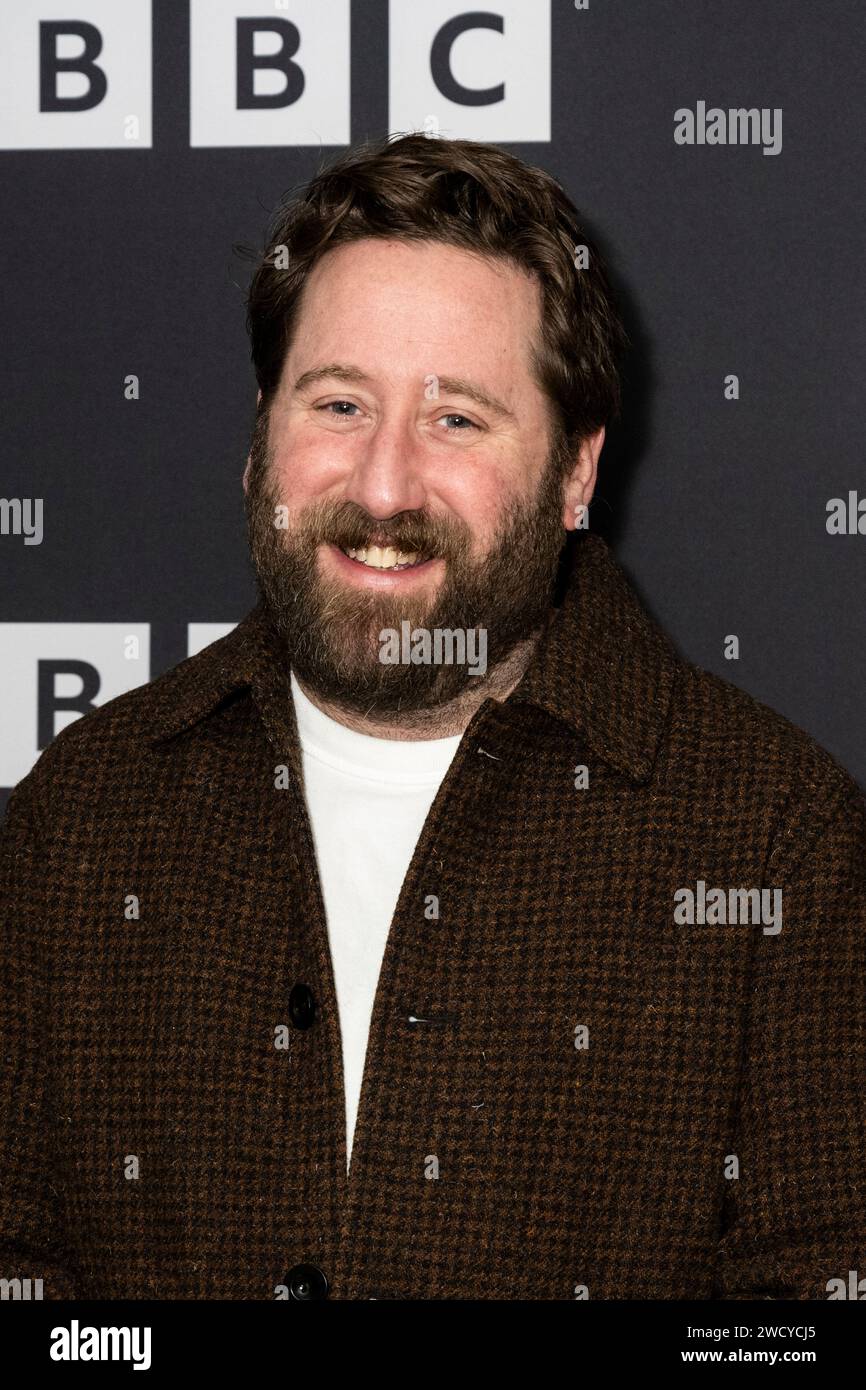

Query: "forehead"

xmin=288 ymin=237 xmax=544 ymax=386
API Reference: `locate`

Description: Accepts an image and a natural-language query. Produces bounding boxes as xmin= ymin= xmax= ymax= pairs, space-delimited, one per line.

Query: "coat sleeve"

xmin=712 ymin=774 xmax=866 ymax=1299
xmin=0 ymin=775 xmax=79 ymax=1298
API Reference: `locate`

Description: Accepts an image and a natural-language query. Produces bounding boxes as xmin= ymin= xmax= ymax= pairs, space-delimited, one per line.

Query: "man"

xmin=2 ymin=133 xmax=864 ymax=1301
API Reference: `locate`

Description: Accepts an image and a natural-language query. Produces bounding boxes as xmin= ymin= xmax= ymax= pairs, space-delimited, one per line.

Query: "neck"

xmin=292 ymin=629 xmax=544 ymax=740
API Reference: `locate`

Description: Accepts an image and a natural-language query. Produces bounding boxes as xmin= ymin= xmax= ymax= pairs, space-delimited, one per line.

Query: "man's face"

xmin=244 ymin=237 xmax=582 ymax=716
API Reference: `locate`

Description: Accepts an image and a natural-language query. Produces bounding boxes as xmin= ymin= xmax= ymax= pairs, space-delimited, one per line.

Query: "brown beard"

xmin=244 ymin=409 xmax=570 ymax=716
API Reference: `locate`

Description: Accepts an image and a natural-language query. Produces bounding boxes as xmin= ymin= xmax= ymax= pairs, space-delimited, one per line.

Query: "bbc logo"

xmin=0 ymin=0 xmax=551 ymax=151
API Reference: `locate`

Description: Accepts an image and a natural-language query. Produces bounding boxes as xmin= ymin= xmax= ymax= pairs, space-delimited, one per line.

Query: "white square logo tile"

xmin=389 ymin=0 xmax=550 ymax=143
xmin=190 ymin=0 xmax=350 ymax=148
xmin=0 ymin=623 xmax=150 ymax=786
xmin=0 ymin=0 xmax=152 ymax=150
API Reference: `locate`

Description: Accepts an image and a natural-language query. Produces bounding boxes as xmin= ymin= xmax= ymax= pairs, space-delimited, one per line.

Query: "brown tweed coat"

xmin=2 ymin=532 xmax=865 ymax=1300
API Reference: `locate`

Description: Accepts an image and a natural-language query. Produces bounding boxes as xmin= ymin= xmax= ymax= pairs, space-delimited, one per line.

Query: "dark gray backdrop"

xmin=2 ymin=0 xmax=864 ymax=816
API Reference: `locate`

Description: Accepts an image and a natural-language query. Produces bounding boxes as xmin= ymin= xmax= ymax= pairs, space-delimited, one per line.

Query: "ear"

xmin=561 ymin=425 xmax=605 ymax=530
xmin=242 ymin=390 xmax=263 ymax=495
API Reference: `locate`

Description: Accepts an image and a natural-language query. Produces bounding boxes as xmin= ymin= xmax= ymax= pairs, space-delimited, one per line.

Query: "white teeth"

xmin=344 ymin=545 xmax=420 ymax=569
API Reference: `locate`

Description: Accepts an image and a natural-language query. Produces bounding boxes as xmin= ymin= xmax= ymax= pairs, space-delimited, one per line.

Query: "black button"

xmin=286 ymin=1263 xmax=329 ymax=1300
xmin=289 ymin=983 xmax=317 ymax=1029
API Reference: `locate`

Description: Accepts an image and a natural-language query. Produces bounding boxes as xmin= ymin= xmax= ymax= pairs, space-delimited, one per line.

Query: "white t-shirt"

xmin=289 ymin=671 xmax=462 ymax=1171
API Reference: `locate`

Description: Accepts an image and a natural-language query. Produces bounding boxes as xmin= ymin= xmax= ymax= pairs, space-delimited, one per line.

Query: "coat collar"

xmin=149 ymin=532 xmax=679 ymax=784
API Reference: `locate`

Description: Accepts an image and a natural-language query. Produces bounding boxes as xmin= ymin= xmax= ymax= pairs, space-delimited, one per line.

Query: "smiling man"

xmin=2 ymin=133 xmax=865 ymax=1302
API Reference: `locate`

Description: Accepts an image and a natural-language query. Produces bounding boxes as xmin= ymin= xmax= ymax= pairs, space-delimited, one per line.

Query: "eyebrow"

xmin=293 ymin=363 xmax=517 ymax=423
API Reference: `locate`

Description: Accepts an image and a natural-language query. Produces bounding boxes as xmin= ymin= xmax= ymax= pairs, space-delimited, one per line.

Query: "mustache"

xmin=289 ymin=498 xmax=467 ymax=562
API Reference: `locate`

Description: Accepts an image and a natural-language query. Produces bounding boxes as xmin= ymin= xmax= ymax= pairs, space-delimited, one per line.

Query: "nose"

xmin=342 ymin=417 xmax=427 ymax=520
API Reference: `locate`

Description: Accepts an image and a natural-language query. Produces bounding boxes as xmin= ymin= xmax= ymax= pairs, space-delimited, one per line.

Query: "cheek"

xmin=265 ymin=447 xmax=329 ymax=509
xmin=269 ymin=428 xmax=352 ymax=499
xmin=439 ymin=470 xmax=512 ymax=545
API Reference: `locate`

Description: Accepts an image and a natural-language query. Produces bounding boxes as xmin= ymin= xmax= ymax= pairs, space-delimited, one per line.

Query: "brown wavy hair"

xmin=244 ymin=132 xmax=629 ymax=455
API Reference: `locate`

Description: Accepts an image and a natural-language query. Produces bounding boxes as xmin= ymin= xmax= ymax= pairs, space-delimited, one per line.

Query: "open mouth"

xmin=338 ymin=544 xmax=431 ymax=572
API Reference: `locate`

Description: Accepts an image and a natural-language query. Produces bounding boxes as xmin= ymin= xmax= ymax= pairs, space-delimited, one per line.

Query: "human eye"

xmin=438 ymin=413 xmax=480 ymax=432
xmin=315 ymin=399 xmax=362 ymax=419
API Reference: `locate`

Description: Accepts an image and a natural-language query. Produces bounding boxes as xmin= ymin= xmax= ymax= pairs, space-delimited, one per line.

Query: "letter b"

xmin=236 ymin=19 xmax=304 ymax=109
xmin=40 ymin=22 xmax=107 ymax=112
